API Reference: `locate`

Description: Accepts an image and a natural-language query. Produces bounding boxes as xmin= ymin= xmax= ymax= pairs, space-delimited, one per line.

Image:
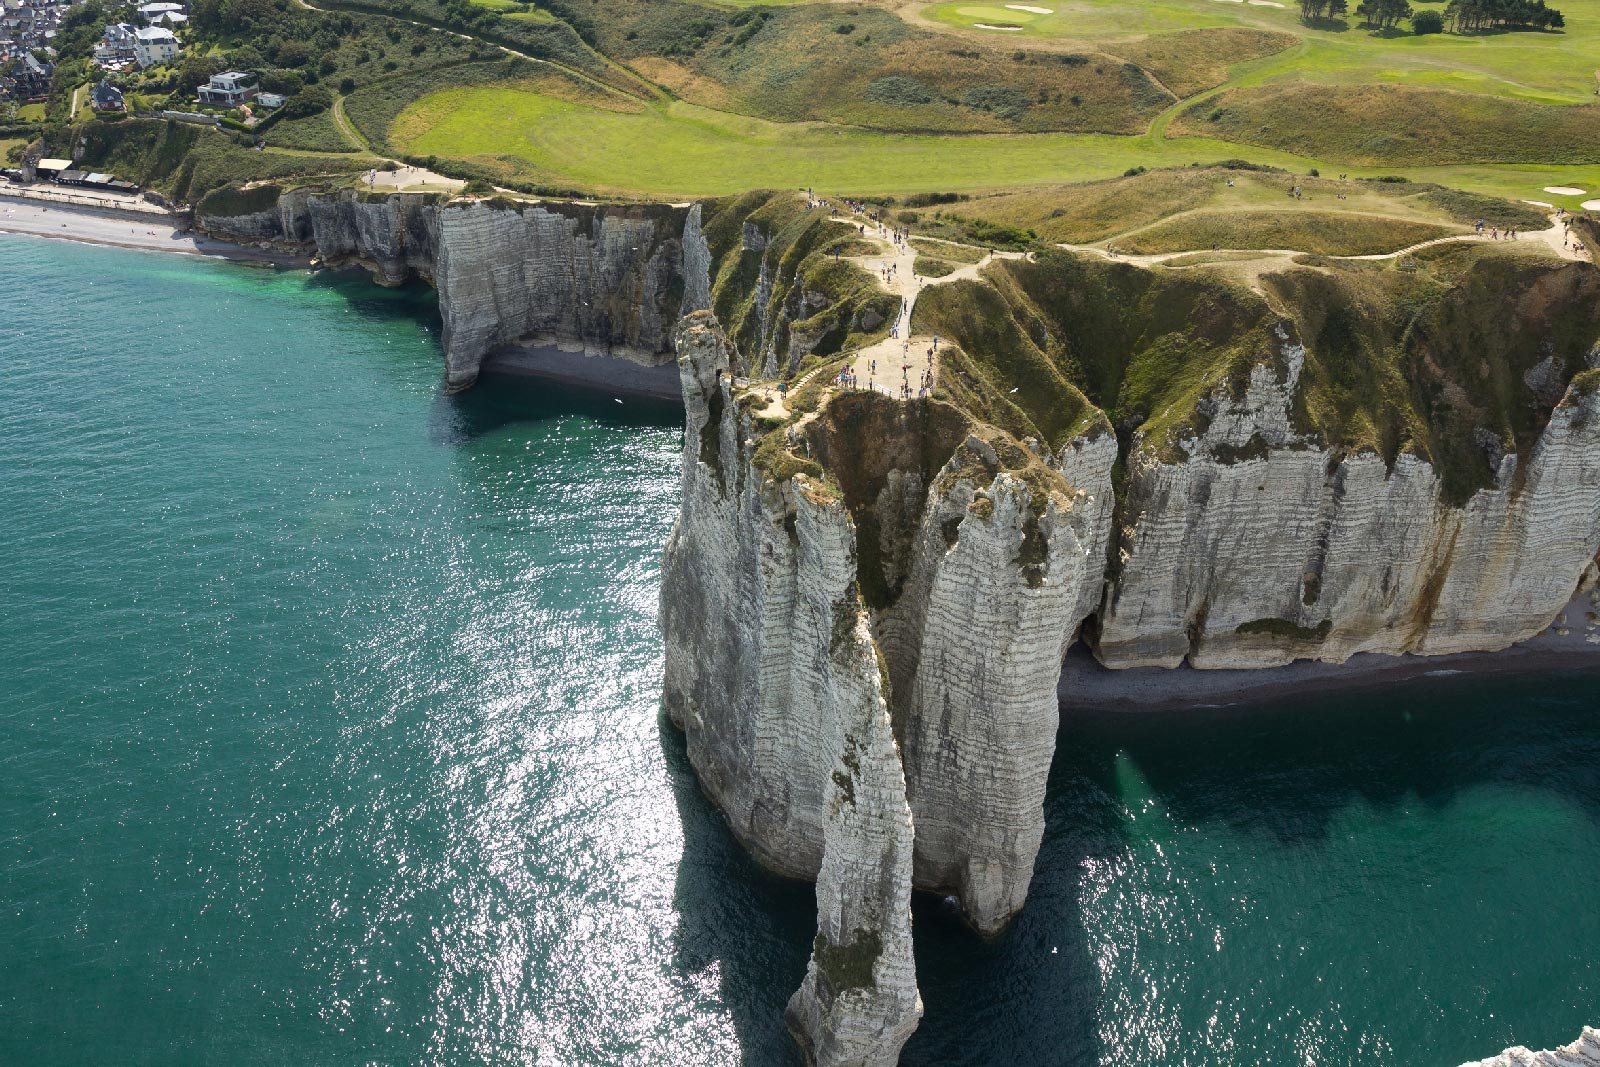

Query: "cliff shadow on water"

xmin=658 ymin=718 xmax=815 ymax=1067
xmin=904 ymin=668 xmax=1600 ymax=1067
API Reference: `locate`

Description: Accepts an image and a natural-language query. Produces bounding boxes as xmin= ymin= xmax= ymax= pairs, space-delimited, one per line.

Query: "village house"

xmin=197 ymin=70 xmax=257 ymax=107
xmin=6 ymin=51 xmax=52 ymax=100
xmin=137 ymin=2 xmax=185 ymax=22
xmin=132 ymin=24 xmax=178 ymax=68
xmin=96 ymin=22 xmax=137 ymax=65
xmin=90 ymin=78 xmax=123 ymax=111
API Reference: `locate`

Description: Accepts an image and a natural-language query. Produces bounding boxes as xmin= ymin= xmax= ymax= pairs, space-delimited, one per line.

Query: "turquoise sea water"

xmin=1 ymin=235 xmax=1595 ymax=1067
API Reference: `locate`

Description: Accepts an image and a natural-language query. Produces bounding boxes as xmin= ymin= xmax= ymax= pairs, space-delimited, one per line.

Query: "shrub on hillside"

xmin=1412 ymin=9 xmax=1444 ymax=30
xmin=865 ymin=75 xmax=933 ymax=108
xmin=961 ymin=84 xmax=1031 ymax=122
xmin=281 ymin=84 xmax=333 ymax=118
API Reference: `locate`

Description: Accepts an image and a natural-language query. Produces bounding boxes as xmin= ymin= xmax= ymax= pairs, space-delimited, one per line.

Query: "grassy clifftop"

xmin=913 ymin=247 xmax=1600 ymax=502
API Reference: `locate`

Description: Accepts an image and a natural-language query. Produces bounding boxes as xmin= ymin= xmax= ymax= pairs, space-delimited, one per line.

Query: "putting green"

xmin=953 ymin=5 xmax=1044 ymax=22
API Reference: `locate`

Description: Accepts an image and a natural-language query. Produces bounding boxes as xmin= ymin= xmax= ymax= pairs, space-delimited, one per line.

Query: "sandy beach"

xmin=1060 ymin=585 xmax=1600 ymax=712
xmin=0 ymin=192 xmax=309 ymax=267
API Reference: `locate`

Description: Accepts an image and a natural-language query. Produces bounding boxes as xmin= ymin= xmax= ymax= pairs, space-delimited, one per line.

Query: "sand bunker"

xmin=974 ymin=22 xmax=1025 ymax=28
xmin=1248 ymin=1 xmax=1286 ymax=7
xmin=1544 ymin=186 xmax=1587 ymax=195
xmin=1005 ymin=4 xmax=1054 ymax=11
xmin=1211 ymin=1 xmax=1246 ymax=5
xmin=1522 ymin=200 xmax=1554 ymax=208
xmin=1583 ymin=199 xmax=1600 ymax=211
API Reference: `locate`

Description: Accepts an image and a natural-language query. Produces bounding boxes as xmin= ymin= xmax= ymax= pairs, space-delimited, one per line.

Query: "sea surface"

xmin=2 ymin=235 xmax=1596 ymax=1067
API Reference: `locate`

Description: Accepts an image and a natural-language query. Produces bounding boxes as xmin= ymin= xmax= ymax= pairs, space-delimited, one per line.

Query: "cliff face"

xmin=913 ymin=250 xmax=1600 ymax=672
xmin=198 ymin=188 xmax=695 ymax=391
xmin=662 ymin=316 xmax=921 ymax=1066
xmin=1100 ymin=328 xmax=1600 ymax=669
xmin=660 ymin=235 xmax=1600 ymax=1063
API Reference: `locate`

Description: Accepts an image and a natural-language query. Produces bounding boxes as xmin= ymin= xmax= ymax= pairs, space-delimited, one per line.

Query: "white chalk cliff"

xmin=1460 ymin=1026 xmax=1600 ymax=1067
xmin=202 ymin=188 xmax=1600 ymax=1065
xmin=199 ymin=188 xmax=699 ymax=390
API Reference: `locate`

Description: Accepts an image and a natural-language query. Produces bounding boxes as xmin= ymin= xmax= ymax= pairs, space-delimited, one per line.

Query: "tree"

xmin=279 ymin=83 xmax=330 ymax=118
xmin=1412 ymin=9 xmax=1444 ymax=30
xmin=175 ymin=53 xmax=226 ymax=97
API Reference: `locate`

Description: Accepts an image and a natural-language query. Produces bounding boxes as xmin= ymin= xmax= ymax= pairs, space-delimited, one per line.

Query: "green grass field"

xmin=199 ymin=0 xmax=1600 ymax=253
xmin=923 ymin=0 xmax=1600 ymax=104
xmin=388 ymin=80 xmax=1599 ymax=207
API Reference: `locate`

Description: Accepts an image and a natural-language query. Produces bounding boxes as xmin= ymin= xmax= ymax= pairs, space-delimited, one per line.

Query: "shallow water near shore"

xmin=2 ymin=236 xmax=1596 ymax=1066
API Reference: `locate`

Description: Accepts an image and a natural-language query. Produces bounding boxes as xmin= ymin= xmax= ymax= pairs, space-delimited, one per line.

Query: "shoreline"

xmin=0 ymin=193 xmax=311 ymax=268
xmin=1060 ymin=586 xmax=1600 ymax=712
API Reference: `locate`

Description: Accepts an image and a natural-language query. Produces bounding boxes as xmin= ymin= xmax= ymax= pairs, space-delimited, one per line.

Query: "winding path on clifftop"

xmin=739 ymin=196 xmax=1591 ymax=424
xmin=1056 ymin=211 xmax=1592 ymax=267
xmin=744 ymin=211 xmax=1026 ymax=420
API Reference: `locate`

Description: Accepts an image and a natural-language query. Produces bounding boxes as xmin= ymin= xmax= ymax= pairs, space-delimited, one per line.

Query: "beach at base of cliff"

xmin=1061 ymin=586 xmax=1600 ymax=712
xmin=481 ymin=346 xmax=684 ymax=402
xmin=0 ymin=193 xmax=309 ymax=267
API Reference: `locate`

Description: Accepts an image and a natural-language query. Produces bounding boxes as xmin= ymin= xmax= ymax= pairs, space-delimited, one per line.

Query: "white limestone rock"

xmin=1099 ymin=327 xmax=1600 ymax=669
xmin=784 ymin=608 xmax=922 ymax=1067
xmin=880 ymin=444 xmax=1104 ymax=934
xmin=199 ymin=189 xmax=702 ymax=392
xmin=1459 ymin=1026 xmax=1600 ymax=1066
xmin=662 ymin=314 xmax=922 ymax=1063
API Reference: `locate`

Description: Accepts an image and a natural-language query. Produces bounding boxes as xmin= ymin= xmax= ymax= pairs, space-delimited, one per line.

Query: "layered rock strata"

xmin=661 ymin=310 xmax=1112 ymax=1059
xmin=199 ymin=188 xmax=697 ymax=391
xmin=1099 ymin=327 xmax=1600 ymax=669
xmin=659 ymin=240 xmax=1600 ymax=1063
xmin=1459 ymin=1026 xmax=1600 ymax=1066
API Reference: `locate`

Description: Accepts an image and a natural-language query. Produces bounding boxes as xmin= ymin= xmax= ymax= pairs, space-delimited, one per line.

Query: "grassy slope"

xmin=924 ymin=0 xmax=1600 ymax=105
xmin=550 ymin=0 xmax=1174 ymax=134
xmin=912 ymin=245 xmax=1600 ymax=501
xmin=388 ymin=78 xmax=1600 ymax=207
xmin=928 ymin=165 xmax=1547 ymax=251
xmin=1175 ymin=83 xmax=1600 ymax=166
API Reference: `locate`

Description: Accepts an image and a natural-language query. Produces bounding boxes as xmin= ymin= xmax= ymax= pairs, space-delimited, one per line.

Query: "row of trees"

xmin=1355 ymin=0 xmax=1415 ymax=28
xmin=1295 ymin=0 xmax=1350 ymax=19
xmin=1298 ymin=0 xmax=1563 ymax=28
xmin=1443 ymin=0 xmax=1564 ymax=30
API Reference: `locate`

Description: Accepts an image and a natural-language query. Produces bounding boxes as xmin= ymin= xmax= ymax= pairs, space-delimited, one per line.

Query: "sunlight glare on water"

xmin=2 ymin=236 xmax=1597 ymax=1067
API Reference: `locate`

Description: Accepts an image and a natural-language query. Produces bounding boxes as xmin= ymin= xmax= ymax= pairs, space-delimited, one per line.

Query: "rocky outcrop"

xmin=784 ymin=607 xmax=922 ymax=1067
xmin=877 ymin=447 xmax=1102 ymax=934
xmin=1459 ymin=1026 xmax=1600 ymax=1066
xmin=1099 ymin=325 xmax=1600 ymax=669
xmin=659 ymin=242 xmax=1600 ymax=1065
xmin=661 ymin=310 xmax=1115 ymax=1058
xmin=199 ymin=188 xmax=696 ymax=391
xmin=662 ymin=314 xmax=921 ymax=1064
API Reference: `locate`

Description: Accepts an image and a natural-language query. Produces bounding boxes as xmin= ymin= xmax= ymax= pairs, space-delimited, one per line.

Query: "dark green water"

xmin=1 ymin=236 xmax=1595 ymax=1067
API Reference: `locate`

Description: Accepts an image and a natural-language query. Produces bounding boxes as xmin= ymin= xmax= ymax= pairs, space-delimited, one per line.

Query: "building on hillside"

xmin=90 ymin=78 xmax=122 ymax=111
xmin=32 ymin=156 xmax=70 ymax=177
xmin=132 ymin=24 xmax=177 ymax=67
xmin=197 ymin=69 xmax=256 ymax=107
xmin=136 ymin=2 xmax=184 ymax=22
xmin=255 ymin=91 xmax=284 ymax=108
xmin=6 ymin=51 xmax=52 ymax=99
xmin=96 ymin=21 xmax=136 ymax=64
